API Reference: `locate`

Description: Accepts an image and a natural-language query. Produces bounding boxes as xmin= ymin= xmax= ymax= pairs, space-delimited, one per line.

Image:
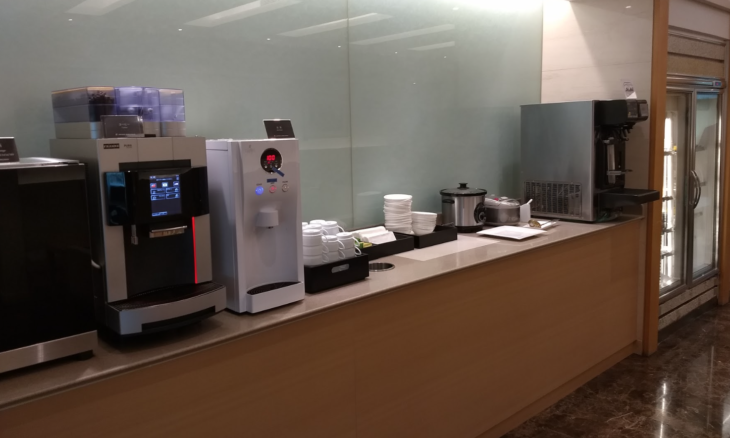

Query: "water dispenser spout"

xmin=256 ymin=209 xmax=279 ymax=228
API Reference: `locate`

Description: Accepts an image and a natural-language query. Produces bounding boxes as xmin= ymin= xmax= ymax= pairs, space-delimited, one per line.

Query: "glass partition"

xmin=348 ymin=0 xmax=543 ymax=227
xmin=0 ymin=0 xmax=543 ymax=228
xmin=0 ymin=0 xmax=353 ymax=224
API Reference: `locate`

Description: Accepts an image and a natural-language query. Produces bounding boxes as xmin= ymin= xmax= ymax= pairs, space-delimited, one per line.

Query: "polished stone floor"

xmin=503 ymin=304 xmax=730 ymax=438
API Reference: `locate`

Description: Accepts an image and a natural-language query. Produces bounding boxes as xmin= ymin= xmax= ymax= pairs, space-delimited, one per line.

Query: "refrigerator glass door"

xmin=660 ymin=93 xmax=689 ymax=294
xmin=690 ymin=92 xmax=721 ymax=282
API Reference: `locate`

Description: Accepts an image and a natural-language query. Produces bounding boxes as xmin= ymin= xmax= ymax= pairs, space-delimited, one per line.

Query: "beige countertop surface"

xmin=0 ymin=216 xmax=642 ymax=411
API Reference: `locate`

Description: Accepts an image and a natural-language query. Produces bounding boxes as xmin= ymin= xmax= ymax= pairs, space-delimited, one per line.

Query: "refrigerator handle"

xmin=691 ymin=170 xmax=701 ymax=209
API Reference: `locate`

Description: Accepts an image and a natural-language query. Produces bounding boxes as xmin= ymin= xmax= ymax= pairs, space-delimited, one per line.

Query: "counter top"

xmin=0 ymin=216 xmax=642 ymax=411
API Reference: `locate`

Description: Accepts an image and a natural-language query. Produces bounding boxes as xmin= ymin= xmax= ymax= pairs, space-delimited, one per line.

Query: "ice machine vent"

xmin=525 ymin=181 xmax=582 ymax=218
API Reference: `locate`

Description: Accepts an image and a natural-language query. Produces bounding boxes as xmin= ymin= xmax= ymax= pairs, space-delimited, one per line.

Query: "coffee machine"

xmin=51 ymin=137 xmax=226 ymax=336
xmin=521 ymin=99 xmax=660 ymax=222
xmin=206 ymin=138 xmax=304 ymax=313
xmin=0 ymin=158 xmax=96 ymax=373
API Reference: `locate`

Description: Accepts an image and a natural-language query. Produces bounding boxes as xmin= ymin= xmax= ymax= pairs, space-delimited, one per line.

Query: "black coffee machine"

xmin=51 ymin=137 xmax=227 ymax=336
xmin=0 ymin=158 xmax=96 ymax=373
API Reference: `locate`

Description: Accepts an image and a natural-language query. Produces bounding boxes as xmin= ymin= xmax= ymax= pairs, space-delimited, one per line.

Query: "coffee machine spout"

xmin=256 ymin=209 xmax=279 ymax=228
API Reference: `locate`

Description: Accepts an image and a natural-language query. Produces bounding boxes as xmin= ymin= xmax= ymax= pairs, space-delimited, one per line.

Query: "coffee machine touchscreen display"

xmin=150 ymin=174 xmax=181 ymax=217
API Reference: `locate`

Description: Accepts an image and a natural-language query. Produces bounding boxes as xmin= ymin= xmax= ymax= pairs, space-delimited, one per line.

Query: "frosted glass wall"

xmin=0 ymin=0 xmax=543 ymax=228
xmin=0 ymin=0 xmax=353 ymax=225
xmin=349 ymin=0 xmax=543 ymax=227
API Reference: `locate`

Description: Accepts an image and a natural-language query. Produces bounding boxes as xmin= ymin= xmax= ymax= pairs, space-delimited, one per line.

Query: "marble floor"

xmin=503 ymin=303 xmax=730 ymax=438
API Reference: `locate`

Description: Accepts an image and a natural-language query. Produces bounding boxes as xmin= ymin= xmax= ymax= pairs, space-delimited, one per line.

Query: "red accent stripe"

xmin=192 ymin=217 xmax=198 ymax=284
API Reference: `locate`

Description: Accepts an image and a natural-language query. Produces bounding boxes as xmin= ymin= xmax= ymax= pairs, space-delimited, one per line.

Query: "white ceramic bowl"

xmin=302 ymin=234 xmax=324 ymax=246
xmin=385 ymin=217 xmax=411 ymax=224
xmin=384 ymin=194 xmax=413 ymax=202
xmin=385 ymin=207 xmax=411 ymax=212
xmin=413 ymin=224 xmax=436 ymax=234
xmin=412 ymin=211 xmax=437 ymax=219
xmin=385 ymin=222 xmax=412 ymax=227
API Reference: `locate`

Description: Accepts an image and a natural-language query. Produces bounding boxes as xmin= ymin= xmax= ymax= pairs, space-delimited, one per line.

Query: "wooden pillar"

xmin=643 ymin=0 xmax=670 ymax=356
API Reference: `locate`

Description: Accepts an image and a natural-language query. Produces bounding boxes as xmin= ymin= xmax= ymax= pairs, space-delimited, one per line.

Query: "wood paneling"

xmin=644 ymin=0 xmax=670 ymax=356
xmin=0 ymin=222 xmax=641 ymax=438
xmin=719 ymin=46 xmax=730 ymax=306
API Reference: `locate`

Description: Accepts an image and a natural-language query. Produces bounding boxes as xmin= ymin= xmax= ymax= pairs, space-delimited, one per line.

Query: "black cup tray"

xmin=361 ymin=233 xmax=415 ymax=260
xmin=394 ymin=225 xmax=458 ymax=249
xmin=304 ymin=254 xmax=370 ymax=294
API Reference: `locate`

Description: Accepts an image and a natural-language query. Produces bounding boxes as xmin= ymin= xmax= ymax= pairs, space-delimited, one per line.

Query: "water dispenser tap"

xmin=256 ymin=209 xmax=279 ymax=228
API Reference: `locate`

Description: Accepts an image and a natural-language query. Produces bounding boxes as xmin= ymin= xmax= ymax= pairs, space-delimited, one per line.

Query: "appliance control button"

xmin=255 ymin=186 xmax=264 ymax=196
xmin=269 ymin=185 xmax=277 ymax=193
xmin=282 ymin=184 xmax=289 ymax=192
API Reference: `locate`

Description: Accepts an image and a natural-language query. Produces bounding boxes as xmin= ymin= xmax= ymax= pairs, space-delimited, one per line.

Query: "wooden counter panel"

xmin=353 ymin=222 xmax=639 ymax=438
xmin=1 ymin=307 xmax=359 ymax=438
xmin=0 ymin=221 xmax=640 ymax=438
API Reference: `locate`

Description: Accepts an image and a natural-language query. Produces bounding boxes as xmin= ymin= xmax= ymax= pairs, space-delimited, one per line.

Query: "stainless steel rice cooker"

xmin=440 ymin=183 xmax=488 ymax=233
xmin=483 ymin=195 xmax=520 ymax=226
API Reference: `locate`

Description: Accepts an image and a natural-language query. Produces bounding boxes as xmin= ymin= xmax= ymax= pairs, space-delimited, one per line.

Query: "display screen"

xmin=260 ymin=148 xmax=283 ymax=173
xmin=150 ymin=174 xmax=181 ymax=217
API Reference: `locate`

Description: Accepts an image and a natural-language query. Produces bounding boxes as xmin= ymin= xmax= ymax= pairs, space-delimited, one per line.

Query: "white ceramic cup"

xmin=323 ymin=235 xmax=346 ymax=252
xmin=302 ymin=222 xmax=308 ymax=227
xmin=309 ymin=219 xmax=327 ymax=226
xmin=337 ymin=232 xmax=357 ymax=248
xmin=303 ymin=254 xmax=324 ymax=266
xmin=339 ymin=247 xmax=362 ymax=259
xmin=302 ymin=234 xmax=324 ymax=246
xmin=304 ymin=224 xmax=323 ymax=232
xmin=323 ymin=220 xmax=344 ymax=236
xmin=303 ymin=245 xmax=328 ymax=256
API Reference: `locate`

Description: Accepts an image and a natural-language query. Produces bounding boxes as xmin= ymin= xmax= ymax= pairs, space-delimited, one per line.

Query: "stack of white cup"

xmin=302 ymin=227 xmax=330 ymax=266
xmin=302 ymin=220 xmax=360 ymax=265
xmin=334 ymin=231 xmax=362 ymax=259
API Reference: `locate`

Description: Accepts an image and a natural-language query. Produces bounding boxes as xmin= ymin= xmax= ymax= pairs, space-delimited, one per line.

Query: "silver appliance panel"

xmin=0 ymin=331 xmax=96 ymax=374
xmin=520 ymin=101 xmax=596 ymax=222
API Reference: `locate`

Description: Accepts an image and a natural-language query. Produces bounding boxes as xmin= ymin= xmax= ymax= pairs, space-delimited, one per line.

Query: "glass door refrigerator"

xmin=661 ymin=75 xmax=723 ymax=303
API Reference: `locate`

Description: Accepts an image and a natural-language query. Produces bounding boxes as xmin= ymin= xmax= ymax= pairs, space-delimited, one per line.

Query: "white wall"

xmin=670 ymin=0 xmax=730 ymax=39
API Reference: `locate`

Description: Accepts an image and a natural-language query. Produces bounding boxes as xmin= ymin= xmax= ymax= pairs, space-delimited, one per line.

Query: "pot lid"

xmin=484 ymin=195 xmax=520 ymax=207
xmin=440 ymin=183 xmax=487 ymax=197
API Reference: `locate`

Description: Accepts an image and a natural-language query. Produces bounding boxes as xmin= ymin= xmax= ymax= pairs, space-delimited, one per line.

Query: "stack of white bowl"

xmin=411 ymin=212 xmax=437 ymax=235
xmin=384 ymin=194 xmax=413 ymax=234
xmin=302 ymin=227 xmax=329 ymax=266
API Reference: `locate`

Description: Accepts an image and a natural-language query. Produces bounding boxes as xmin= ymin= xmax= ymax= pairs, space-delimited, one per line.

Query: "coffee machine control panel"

xmin=260 ymin=148 xmax=283 ymax=174
xmin=255 ymin=147 xmax=293 ymax=196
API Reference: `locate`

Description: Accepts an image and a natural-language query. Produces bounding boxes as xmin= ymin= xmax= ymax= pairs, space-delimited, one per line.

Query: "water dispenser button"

xmin=282 ymin=184 xmax=289 ymax=192
xmin=269 ymin=185 xmax=277 ymax=194
xmin=255 ymin=186 xmax=264 ymax=196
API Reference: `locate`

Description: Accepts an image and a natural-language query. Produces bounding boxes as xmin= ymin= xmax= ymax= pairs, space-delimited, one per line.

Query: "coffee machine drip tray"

xmin=248 ymin=282 xmax=300 ymax=295
xmin=241 ymin=281 xmax=305 ymax=315
xmin=599 ymin=188 xmax=660 ymax=209
xmin=105 ymin=282 xmax=226 ymax=335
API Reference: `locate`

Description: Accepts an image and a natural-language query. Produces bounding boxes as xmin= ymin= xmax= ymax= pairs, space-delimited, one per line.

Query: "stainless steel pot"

xmin=440 ymin=183 xmax=487 ymax=233
xmin=482 ymin=195 xmax=520 ymax=226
